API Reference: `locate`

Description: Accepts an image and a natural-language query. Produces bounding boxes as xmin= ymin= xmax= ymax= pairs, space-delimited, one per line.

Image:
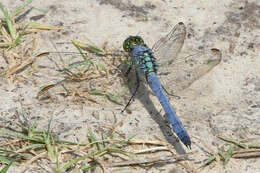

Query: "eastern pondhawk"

xmin=122 ymin=22 xmax=222 ymax=148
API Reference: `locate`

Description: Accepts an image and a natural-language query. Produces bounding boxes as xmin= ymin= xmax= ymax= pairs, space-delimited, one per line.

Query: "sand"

xmin=0 ymin=0 xmax=259 ymax=172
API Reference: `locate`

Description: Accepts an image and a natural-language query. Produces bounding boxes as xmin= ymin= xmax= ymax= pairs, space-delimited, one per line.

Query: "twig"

xmin=132 ymin=146 xmax=169 ymax=154
xmin=110 ymin=152 xmax=194 ymax=167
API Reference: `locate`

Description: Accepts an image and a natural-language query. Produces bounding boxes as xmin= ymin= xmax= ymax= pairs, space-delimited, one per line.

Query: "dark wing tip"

xmin=210 ymin=48 xmax=222 ymax=61
xmin=36 ymin=52 xmax=50 ymax=57
xmin=210 ymin=48 xmax=220 ymax=52
xmin=178 ymin=22 xmax=185 ymax=25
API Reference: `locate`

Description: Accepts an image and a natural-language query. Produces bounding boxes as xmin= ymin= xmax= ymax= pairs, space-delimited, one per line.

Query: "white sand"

xmin=0 ymin=0 xmax=259 ymax=172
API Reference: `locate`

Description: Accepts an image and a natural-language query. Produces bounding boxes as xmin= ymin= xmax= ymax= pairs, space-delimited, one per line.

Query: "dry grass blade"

xmin=19 ymin=151 xmax=47 ymax=172
xmin=232 ymin=149 xmax=260 ymax=159
xmin=36 ymin=84 xmax=57 ymax=99
xmin=110 ymin=152 xmax=193 ymax=167
xmin=132 ymin=146 xmax=169 ymax=154
xmin=5 ymin=56 xmax=34 ymax=77
xmin=129 ymin=139 xmax=167 ymax=146
xmin=28 ymin=23 xmax=64 ymax=31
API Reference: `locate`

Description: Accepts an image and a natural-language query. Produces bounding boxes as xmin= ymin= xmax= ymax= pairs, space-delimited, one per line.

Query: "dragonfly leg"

xmin=162 ymin=85 xmax=181 ymax=99
xmin=124 ymin=64 xmax=133 ymax=77
xmin=121 ymin=70 xmax=140 ymax=113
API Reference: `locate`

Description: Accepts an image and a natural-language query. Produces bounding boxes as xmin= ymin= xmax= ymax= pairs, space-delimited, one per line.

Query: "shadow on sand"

xmin=120 ymin=63 xmax=187 ymax=155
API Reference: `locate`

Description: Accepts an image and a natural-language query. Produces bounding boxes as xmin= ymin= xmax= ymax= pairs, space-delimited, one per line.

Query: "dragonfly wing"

xmin=157 ymin=49 xmax=222 ymax=94
xmin=152 ymin=22 xmax=221 ymax=95
xmin=152 ymin=22 xmax=186 ymax=66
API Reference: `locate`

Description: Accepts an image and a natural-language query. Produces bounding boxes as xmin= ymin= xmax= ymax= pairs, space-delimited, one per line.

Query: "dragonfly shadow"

xmin=136 ymin=82 xmax=187 ymax=154
xmin=119 ymin=60 xmax=185 ymax=154
xmin=120 ymin=62 xmax=187 ymax=154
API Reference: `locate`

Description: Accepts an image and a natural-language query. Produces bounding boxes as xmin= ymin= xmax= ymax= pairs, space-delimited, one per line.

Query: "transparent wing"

xmin=158 ymin=49 xmax=222 ymax=94
xmin=152 ymin=22 xmax=186 ymax=66
xmin=152 ymin=22 xmax=222 ymax=95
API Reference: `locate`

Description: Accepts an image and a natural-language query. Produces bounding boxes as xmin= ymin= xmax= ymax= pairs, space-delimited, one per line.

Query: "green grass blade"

xmin=47 ymin=115 xmax=53 ymax=134
xmin=0 ymin=2 xmax=16 ymax=40
xmin=0 ymin=42 xmax=14 ymax=47
xmin=72 ymin=40 xmax=105 ymax=56
xmin=13 ymin=0 xmax=33 ymax=16
xmin=218 ymin=136 xmax=247 ymax=149
xmin=62 ymin=153 xmax=91 ymax=170
xmin=0 ymin=155 xmax=23 ymax=164
xmin=19 ymin=144 xmax=45 ymax=152
xmin=0 ymin=117 xmax=28 ymax=131
xmin=13 ymin=33 xmax=24 ymax=47
xmin=0 ymin=148 xmax=26 ymax=157
xmin=43 ymin=131 xmax=55 ymax=162
xmin=88 ymin=89 xmax=105 ymax=95
xmin=96 ymin=63 xmax=107 ymax=74
xmin=88 ymin=131 xmax=102 ymax=151
xmin=105 ymin=93 xmax=123 ymax=106
xmin=119 ymin=134 xmax=136 ymax=145
xmin=87 ymin=45 xmax=105 ymax=55
xmin=28 ymin=120 xmax=37 ymax=138
xmin=72 ymin=40 xmax=89 ymax=63
xmin=82 ymin=164 xmax=97 ymax=171
xmin=105 ymin=148 xmax=130 ymax=157
xmin=31 ymin=7 xmax=48 ymax=13
xmin=0 ymin=128 xmax=44 ymax=143
xmin=55 ymin=139 xmax=86 ymax=146
xmin=0 ymin=156 xmax=12 ymax=164
xmin=200 ymin=155 xmax=216 ymax=168
xmin=0 ymin=162 xmax=13 ymax=173
xmin=68 ymin=61 xmax=85 ymax=70
xmin=55 ymin=146 xmax=60 ymax=172
xmin=111 ymin=134 xmax=136 ymax=149
xmin=101 ymin=133 xmax=107 ymax=147
xmin=224 ymin=145 xmax=235 ymax=166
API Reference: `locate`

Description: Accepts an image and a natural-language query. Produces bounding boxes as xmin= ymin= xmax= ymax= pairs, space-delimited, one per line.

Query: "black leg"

xmin=121 ymin=70 xmax=140 ymax=113
xmin=124 ymin=64 xmax=132 ymax=77
xmin=162 ymin=85 xmax=181 ymax=99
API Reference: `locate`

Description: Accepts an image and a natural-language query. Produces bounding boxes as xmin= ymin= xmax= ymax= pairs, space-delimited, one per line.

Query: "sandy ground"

xmin=0 ymin=0 xmax=260 ymax=172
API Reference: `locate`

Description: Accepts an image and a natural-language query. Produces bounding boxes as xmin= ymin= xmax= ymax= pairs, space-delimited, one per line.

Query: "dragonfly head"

xmin=123 ymin=36 xmax=145 ymax=52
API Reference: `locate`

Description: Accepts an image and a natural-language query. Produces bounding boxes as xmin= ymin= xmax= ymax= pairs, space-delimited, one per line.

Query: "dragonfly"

xmin=122 ymin=22 xmax=222 ymax=148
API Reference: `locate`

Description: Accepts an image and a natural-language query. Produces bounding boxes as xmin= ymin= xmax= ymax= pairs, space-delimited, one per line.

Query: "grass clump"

xmin=200 ymin=135 xmax=260 ymax=170
xmin=0 ymin=109 xmax=193 ymax=172
xmin=0 ymin=110 xmax=134 ymax=172
xmin=0 ymin=0 xmax=63 ymax=78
